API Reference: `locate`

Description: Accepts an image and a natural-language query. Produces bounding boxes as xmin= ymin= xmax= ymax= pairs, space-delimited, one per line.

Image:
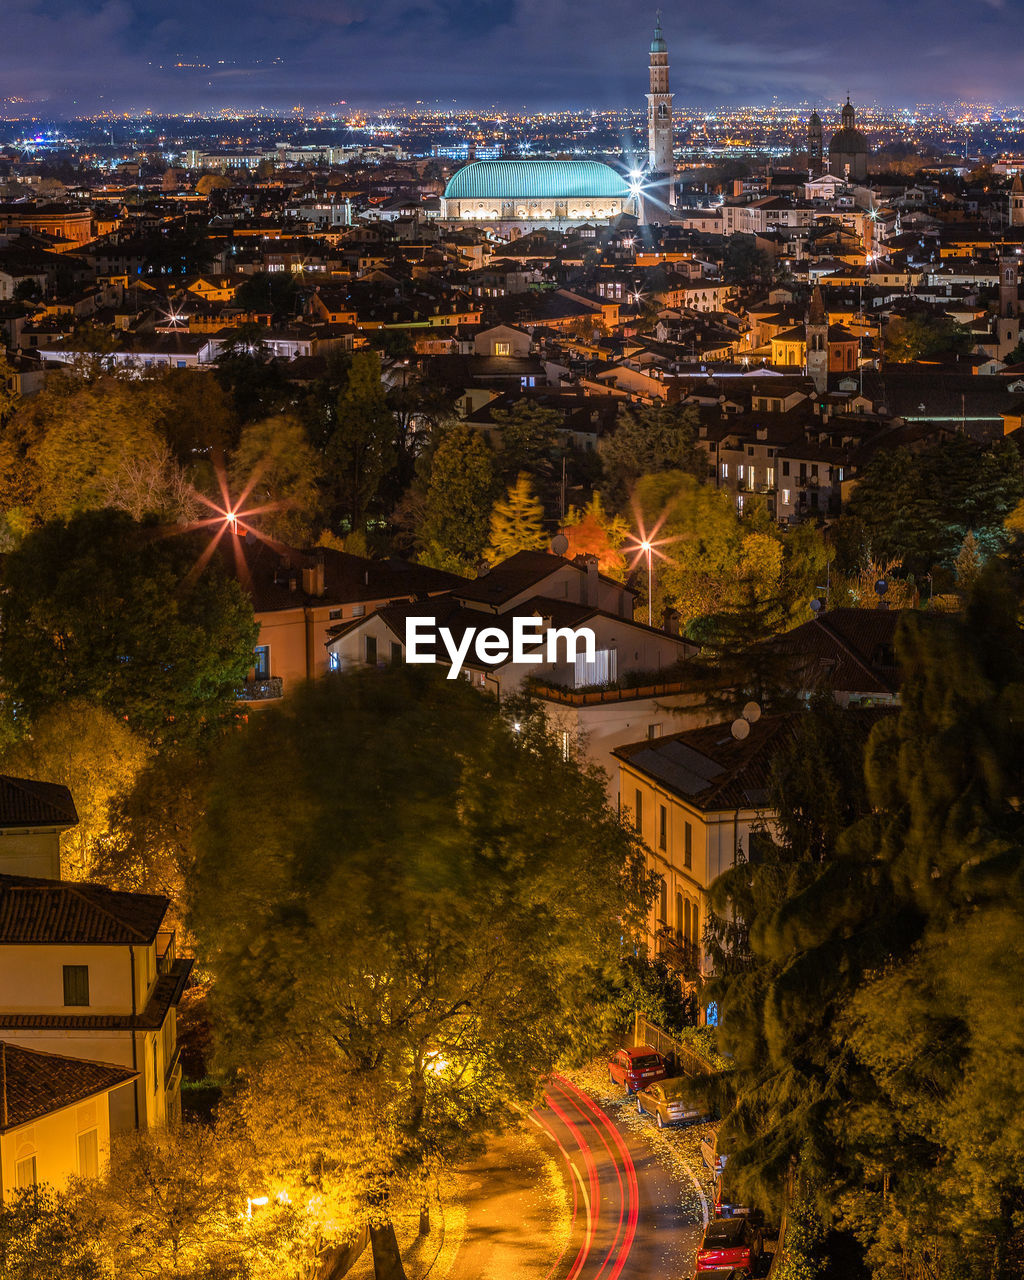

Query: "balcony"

xmin=236 ymin=676 xmax=284 ymax=702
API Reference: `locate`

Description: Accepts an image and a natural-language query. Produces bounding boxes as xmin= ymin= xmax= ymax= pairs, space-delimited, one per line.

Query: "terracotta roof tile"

xmin=0 ymin=776 xmax=78 ymax=830
xmin=0 ymin=1041 xmax=136 ymax=1131
xmin=0 ymin=875 xmax=169 ymax=945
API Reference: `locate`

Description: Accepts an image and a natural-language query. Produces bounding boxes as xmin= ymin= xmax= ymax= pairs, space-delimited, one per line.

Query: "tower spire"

xmin=646 ymin=10 xmax=675 ymax=204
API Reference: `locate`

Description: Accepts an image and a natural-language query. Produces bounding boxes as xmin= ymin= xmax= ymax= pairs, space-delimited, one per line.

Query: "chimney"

xmin=662 ymin=606 xmax=681 ymax=636
xmin=581 ymin=554 xmax=599 ymax=607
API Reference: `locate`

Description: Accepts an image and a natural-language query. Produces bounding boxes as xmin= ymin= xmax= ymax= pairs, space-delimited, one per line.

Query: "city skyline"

xmin=6 ymin=0 xmax=1024 ymax=116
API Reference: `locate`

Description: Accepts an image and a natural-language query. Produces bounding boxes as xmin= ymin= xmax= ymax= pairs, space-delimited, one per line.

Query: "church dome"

xmin=809 ymin=110 xmax=821 ymax=125
xmin=829 ymin=126 xmax=868 ymax=153
xmin=443 ymin=160 xmax=631 ymax=202
xmin=650 ymin=15 xmax=667 ymax=51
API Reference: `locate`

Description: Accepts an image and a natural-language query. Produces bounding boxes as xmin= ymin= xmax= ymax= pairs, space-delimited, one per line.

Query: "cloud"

xmin=0 ymin=0 xmax=1022 ymax=111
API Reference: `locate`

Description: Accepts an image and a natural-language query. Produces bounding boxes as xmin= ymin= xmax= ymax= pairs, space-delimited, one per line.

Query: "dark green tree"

xmin=601 ymin=404 xmax=703 ymax=509
xmin=0 ymin=510 xmax=257 ymax=744
xmin=416 ymin=423 xmax=496 ymax=575
xmin=326 ymin=350 xmax=397 ymax=533
xmin=191 ymin=667 xmax=652 ymax=1280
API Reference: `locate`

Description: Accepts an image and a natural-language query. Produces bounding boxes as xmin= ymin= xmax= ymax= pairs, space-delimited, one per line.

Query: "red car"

xmin=695 ymin=1216 xmax=762 ymax=1274
xmin=607 ymin=1045 xmax=667 ymax=1093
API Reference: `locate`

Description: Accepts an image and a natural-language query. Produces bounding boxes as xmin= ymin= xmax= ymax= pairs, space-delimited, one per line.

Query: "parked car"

xmin=693 ymin=1270 xmax=751 ymax=1280
xmin=695 ymin=1216 xmax=762 ymax=1273
xmin=701 ymin=1130 xmax=727 ymax=1177
xmin=607 ymin=1045 xmax=667 ymax=1093
xmin=713 ymin=1168 xmax=758 ymax=1220
xmin=636 ymin=1075 xmax=711 ymax=1128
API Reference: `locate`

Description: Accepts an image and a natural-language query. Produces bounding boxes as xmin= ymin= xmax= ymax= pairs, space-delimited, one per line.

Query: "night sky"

xmin=5 ymin=0 xmax=1024 ymax=115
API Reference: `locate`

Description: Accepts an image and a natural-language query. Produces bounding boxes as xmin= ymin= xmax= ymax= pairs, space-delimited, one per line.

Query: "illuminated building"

xmin=440 ymin=159 xmax=637 ymax=229
xmin=829 ymin=98 xmax=870 ymax=182
xmin=646 ymin=12 xmax=675 ymax=205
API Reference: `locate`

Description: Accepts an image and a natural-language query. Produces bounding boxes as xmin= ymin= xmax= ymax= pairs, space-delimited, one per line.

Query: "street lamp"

xmin=640 ymin=540 xmax=653 ymax=626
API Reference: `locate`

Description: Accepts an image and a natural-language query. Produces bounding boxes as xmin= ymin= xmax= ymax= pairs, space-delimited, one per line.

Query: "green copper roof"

xmin=651 ymin=13 xmax=667 ymax=51
xmin=443 ymin=160 xmax=631 ymax=202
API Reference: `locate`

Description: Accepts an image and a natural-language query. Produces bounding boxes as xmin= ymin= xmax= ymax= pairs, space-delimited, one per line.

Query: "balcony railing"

xmin=237 ymin=676 xmax=284 ymax=702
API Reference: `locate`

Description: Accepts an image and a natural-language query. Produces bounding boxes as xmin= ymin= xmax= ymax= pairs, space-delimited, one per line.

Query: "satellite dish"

xmin=550 ymin=533 xmax=569 ymax=555
xmin=809 ymin=598 xmax=823 ymax=613
xmin=875 ymin=579 xmax=888 ymax=595
xmin=742 ymin=701 xmax=762 ymax=724
xmin=731 ymin=718 xmax=751 ymax=740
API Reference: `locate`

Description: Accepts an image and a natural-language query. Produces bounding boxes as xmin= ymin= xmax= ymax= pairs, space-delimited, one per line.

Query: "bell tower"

xmin=998 ymin=251 xmax=1020 ymax=358
xmin=1010 ymin=174 xmax=1024 ymax=228
xmin=646 ymin=11 xmax=675 ymax=203
xmin=807 ymin=111 xmax=823 ymax=178
xmin=806 ymin=285 xmax=829 ymax=394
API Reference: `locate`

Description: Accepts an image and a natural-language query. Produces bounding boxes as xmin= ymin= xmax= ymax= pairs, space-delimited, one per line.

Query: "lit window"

xmin=720 ymin=462 xmax=729 ymax=479
xmin=575 ymin=647 xmax=617 ymax=688
xmin=782 ymin=489 xmax=791 ymax=504
xmin=494 ymin=341 xmax=511 ymax=356
xmin=253 ymin=646 xmax=270 ymax=679
xmin=329 ymin=652 xmax=340 ymax=671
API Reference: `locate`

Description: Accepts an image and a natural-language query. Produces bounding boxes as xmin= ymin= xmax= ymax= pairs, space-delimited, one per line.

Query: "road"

xmin=531 ymin=1073 xmax=708 ymax=1280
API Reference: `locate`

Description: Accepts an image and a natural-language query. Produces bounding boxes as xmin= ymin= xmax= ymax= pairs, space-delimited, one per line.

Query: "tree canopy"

xmin=0 ymin=509 xmax=257 ymax=743
xmin=192 ymin=668 xmax=651 ymax=1279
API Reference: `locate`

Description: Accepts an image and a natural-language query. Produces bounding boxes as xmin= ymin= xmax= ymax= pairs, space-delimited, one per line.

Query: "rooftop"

xmin=0 ymin=1041 xmax=137 ymax=1132
xmin=0 ymin=874 xmax=169 ymax=945
xmin=444 ymin=160 xmax=631 ymax=203
xmin=0 ymin=776 xmax=78 ymax=831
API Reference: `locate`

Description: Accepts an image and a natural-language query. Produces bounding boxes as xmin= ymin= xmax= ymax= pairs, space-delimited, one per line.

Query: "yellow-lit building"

xmin=0 ymin=1042 xmax=135 ymax=1201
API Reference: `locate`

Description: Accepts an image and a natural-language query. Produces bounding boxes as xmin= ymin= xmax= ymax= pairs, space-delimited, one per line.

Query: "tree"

xmin=562 ymin=493 xmax=628 ymax=579
xmin=485 ymin=472 xmax=547 ymax=564
xmin=601 ymin=403 xmax=703 ymax=509
xmin=191 ymin=668 xmax=652 ymax=1280
xmin=196 ymin=173 xmax=232 ymax=195
xmin=0 ymin=702 xmax=150 ymax=882
xmin=416 ymin=424 xmax=496 ymax=575
xmin=229 ymin=414 xmax=323 ymax=546
xmin=0 ymin=510 xmax=258 ymax=744
xmin=884 ymin=313 xmax=972 ymax=363
xmin=705 ymin=575 xmax=1024 ymax=1279
xmin=99 ymin=438 xmax=202 ymax=526
xmin=845 ymin=437 xmax=1024 ymax=576
xmin=6 ymin=375 xmax=164 ymax=522
xmin=327 ymin=351 xmax=397 ymax=534
xmin=0 ymin=1185 xmax=98 ymax=1280
xmin=489 ymin=401 xmax=562 ymax=485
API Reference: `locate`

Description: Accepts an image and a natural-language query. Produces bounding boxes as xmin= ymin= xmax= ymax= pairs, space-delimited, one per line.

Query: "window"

xmin=684 ymin=822 xmax=693 ymax=870
xmin=365 ymin=635 xmax=377 ymax=665
xmin=647 ymin=723 xmax=662 ymax=740
xmin=352 ymin=605 xmax=366 ymax=618
xmin=676 ymin=892 xmax=684 ymax=936
xmin=737 ymin=464 xmax=745 ymax=482
xmin=253 ymin=645 xmax=270 ymax=679
xmin=684 ymin=898 xmax=692 ymax=941
xmin=78 ymin=1129 xmax=99 ymax=1179
xmin=328 ymin=652 xmax=340 ymax=671
xmin=494 ymin=341 xmax=511 ymax=356
xmin=692 ymin=902 xmax=699 ymax=948
xmin=766 ymin=466 xmax=775 ymax=487
xmin=63 ymin=965 xmax=89 ymax=1007
xmin=782 ymin=460 xmax=790 ymax=476
xmin=329 ymin=608 xmax=342 ymax=621
xmin=658 ymin=804 xmax=667 ymax=851
xmin=782 ymin=488 xmax=791 ymax=505
xmin=15 ymin=1156 xmax=36 ymax=1189
xmin=720 ymin=462 xmax=729 ymax=479
xmin=390 ymin=641 xmax=403 ymax=663
xmin=574 ymin=647 xmax=616 ymax=688
xmin=634 ymin=789 xmax=643 ymax=834
xmin=153 ymin=1039 xmax=159 ymax=1092
xmin=658 ymin=877 xmax=668 ymax=923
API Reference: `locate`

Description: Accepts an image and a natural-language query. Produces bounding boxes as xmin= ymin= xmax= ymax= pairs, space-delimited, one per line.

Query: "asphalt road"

xmin=531 ymin=1073 xmax=707 ymax=1280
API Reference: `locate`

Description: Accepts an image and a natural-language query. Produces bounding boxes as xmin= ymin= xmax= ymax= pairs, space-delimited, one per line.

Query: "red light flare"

xmin=174 ymin=453 xmax=291 ymax=588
